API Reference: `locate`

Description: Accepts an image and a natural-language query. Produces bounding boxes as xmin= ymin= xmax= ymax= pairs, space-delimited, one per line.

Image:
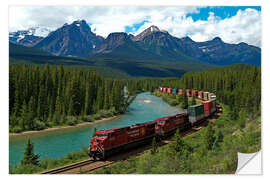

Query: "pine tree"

xmin=169 ymin=129 xmax=184 ymax=153
xmin=27 ymin=96 xmax=35 ymax=130
xmin=68 ymin=98 xmax=74 ymax=116
xmin=151 ymin=137 xmax=158 ymax=154
xmin=204 ymin=123 xmax=216 ymax=150
xmin=20 ymin=100 xmax=28 ymax=130
xmin=191 ymin=95 xmax=196 ymax=105
xmin=21 ymin=139 xmax=40 ymax=166
xmin=181 ymin=90 xmax=188 ymax=109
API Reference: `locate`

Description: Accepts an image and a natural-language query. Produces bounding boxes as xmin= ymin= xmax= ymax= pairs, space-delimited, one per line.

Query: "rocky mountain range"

xmin=9 ymin=19 xmax=261 ymax=66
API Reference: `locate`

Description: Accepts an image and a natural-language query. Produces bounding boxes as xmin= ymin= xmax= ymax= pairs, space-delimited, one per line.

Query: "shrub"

xmin=33 ymin=120 xmax=46 ymax=130
xmin=67 ymin=119 xmax=76 ymax=126
xmin=83 ymin=115 xmax=94 ymax=122
xmin=92 ymin=114 xmax=101 ymax=120
xmin=66 ymin=116 xmax=78 ymax=126
xmin=11 ymin=126 xmax=23 ymax=133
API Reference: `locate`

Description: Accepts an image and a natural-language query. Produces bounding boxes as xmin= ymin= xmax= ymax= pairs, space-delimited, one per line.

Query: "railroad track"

xmin=41 ymin=105 xmax=223 ymax=174
xmin=41 ymin=159 xmax=114 ymax=174
xmin=41 ymin=159 xmax=93 ymax=174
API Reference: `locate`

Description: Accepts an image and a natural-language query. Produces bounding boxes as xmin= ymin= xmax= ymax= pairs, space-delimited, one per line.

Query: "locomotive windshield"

xmin=96 ymin=134 xmax=108 ymax=137
xmin=158 ymin=121 xmax=165 ymax=124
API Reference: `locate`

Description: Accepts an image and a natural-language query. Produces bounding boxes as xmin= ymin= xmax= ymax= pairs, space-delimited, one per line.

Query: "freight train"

xmin=89 ymin=87 xmax=217 ymax=160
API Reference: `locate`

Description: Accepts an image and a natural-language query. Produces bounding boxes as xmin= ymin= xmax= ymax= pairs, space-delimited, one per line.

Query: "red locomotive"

xmin=155 ymin=113 xmax=189 ymax=137
xmin=89 ymin=122 xmax=155 ymax=160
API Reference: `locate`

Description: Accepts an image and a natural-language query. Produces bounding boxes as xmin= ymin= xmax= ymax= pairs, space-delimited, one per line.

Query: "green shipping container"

xmin=188 ymin=104 xmax=204 ymax=116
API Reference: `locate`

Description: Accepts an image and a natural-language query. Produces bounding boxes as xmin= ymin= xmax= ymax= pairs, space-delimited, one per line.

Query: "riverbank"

xmin=9 ymin=115 xmax=120 ymax=137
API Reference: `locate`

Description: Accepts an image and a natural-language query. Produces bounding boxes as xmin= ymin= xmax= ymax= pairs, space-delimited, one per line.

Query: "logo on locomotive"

xmin=141 ymin=127 xmax=146 ymax=135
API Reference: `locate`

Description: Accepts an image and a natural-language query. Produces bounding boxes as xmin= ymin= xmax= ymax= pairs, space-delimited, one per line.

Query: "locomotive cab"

xmin=89 ymin=131 xmax=109 ymax=160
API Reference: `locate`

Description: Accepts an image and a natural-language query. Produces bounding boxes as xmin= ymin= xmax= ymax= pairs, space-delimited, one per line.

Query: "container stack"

xmin=187 ymin=104 xmax=205 ymax=124
xmin=172 ymin=88 xmax=177 ymax=94
xmin=167 ymin=88 xmax=172 ymax=94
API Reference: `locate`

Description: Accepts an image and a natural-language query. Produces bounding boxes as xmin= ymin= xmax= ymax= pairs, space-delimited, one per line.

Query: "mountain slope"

xmin=9 ymin=42 xmax=51 ymax=56
xmin=9 ymin=29 xmax=44 ymax=47
xmin=195 ymin=38 xmax=261 ymax=65
xmin=10 ymin=21 xmax=261 ymax=66
xmin=34 ymin=20 xmax=104 ymax=57
xmin=9 ymin=43 xmax=214 ymax=78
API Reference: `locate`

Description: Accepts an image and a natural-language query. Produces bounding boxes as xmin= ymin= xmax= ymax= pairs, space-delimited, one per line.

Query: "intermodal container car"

xmin=210 ymin=93 xmax=216 ymax=100
xmin=167 ymin=88 xmax=172 ymax=94
xmin=211 ymin=99 xmax=217 ymax=113
xmin=202 ymin=100 xmax=213 ymax=117
xmin=178 ymin=89 xmax=183 ymax=95
xmin=188 ymin=104 xmax=205 ymax=124
xmin=203 ymin=92 xmax=209 ymax=100
xmin=163 ymin=87 xmax=167 ymax=93
xmin=207 ymin=93 xmax=212 ymax=100
xmin=192 ymin=90 xmax=198 ymax=97
xmin=198 ymin=91 xmax=204 ymax=99
xmin=172 ymin=88 xmax=177 ymax=94
xmin=186 ymin=89 xmax=191 ymax=97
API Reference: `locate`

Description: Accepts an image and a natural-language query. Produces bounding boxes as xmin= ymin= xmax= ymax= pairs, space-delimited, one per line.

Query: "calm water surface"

xmin=9 ymin=92 xmax=183 ymax=166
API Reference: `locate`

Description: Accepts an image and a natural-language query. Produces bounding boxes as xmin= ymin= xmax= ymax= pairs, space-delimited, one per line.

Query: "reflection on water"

xmin=9 ymin=92 xmax=183 ymax=166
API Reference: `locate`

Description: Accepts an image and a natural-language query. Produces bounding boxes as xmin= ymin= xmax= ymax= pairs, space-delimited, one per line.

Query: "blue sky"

xmin=124 ymin=6 xmax=261 ymax=35
xmin=9 ymin=6 xmax=261 ymax=46
xmin=187 ymin=6 xmax=261 ymax=21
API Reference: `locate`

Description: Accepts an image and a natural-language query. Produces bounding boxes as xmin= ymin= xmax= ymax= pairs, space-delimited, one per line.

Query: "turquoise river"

xmin=9 ymin=92 xmax=183 ymax=166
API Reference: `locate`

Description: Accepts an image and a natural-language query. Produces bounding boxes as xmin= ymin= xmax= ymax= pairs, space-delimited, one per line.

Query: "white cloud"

xmin=9 ymin=6 xmax=261 ymax=47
